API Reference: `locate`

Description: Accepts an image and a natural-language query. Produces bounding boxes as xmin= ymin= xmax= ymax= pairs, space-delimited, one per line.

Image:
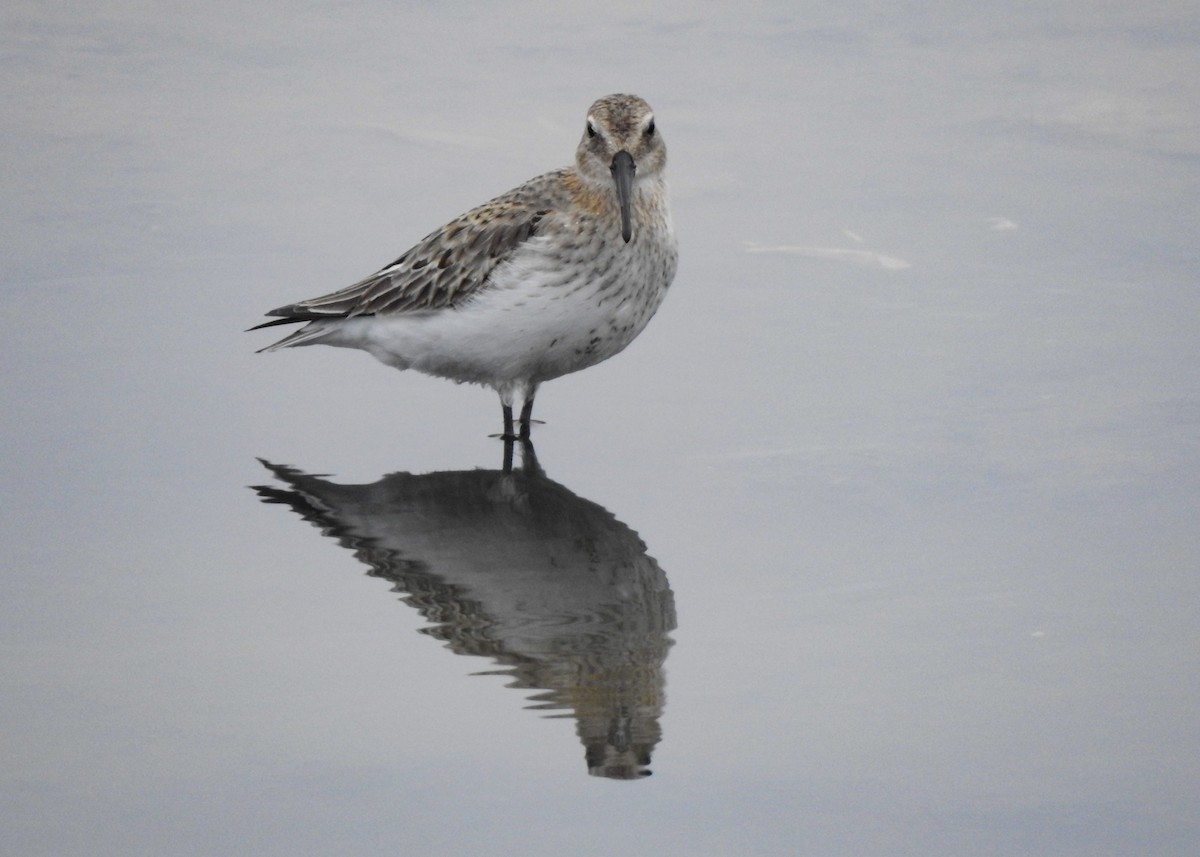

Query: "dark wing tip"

xmin=247 ymin=305 xmax=307 ymax=331
xmin=247 ymin=304 xmax=371 ymax=332
xmin=246 ymin=317 xmax=303 ymax=332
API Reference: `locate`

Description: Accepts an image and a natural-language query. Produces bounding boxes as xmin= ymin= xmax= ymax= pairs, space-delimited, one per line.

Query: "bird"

xmin=251 ymin=94 xmax=677 ymax=440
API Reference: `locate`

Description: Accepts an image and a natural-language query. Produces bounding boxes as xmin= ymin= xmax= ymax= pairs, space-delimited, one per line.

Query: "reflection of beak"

xmin=609 ymin=151 xmax=636 ymax=243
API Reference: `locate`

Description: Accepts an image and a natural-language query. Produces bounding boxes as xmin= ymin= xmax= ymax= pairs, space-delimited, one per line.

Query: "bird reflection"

xmin=251 ymin=440 xmax=675 ymax=779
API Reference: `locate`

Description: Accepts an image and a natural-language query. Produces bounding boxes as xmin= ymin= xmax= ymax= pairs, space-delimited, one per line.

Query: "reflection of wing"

xmin=252 ymin=445 xmax=675 ymax=779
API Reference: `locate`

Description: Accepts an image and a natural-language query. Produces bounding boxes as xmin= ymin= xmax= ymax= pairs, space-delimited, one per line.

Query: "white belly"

xmin=319 ymin=231 xmax=674 ymax=391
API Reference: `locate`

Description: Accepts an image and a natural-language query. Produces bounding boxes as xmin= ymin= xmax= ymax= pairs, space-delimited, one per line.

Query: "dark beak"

xmin=609 ymin=150 xmax=636 ymax=243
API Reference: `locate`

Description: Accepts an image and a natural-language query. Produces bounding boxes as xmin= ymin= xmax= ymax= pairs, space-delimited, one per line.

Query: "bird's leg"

xmin=517 ymin=436 xmax=542 ymax=476
xmin=516 ymin=382 xmax=540 ymax=440
xmin=499 ymin=402 xmax=516 ymax=441
xmin=501 ymin=435 xmax=516 ymax=473
xmin=518 ymin=396 xmax=535 ymax=441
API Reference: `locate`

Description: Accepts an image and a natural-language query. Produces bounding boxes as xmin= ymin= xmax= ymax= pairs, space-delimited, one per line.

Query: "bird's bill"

xmin=610 ymin=150 xmax=636 ymax=243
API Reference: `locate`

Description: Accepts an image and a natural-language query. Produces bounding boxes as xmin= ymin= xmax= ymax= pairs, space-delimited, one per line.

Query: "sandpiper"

xmin=251 ymin=94 xmax=677 ymax=439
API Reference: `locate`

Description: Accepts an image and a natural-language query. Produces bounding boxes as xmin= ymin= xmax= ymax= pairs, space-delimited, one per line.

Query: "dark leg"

xmin=516 ymin=436 xmax=542 ymax=476
xmin=501 ymin=436 xmax=515 ymax=473
xmin=517 ymin=396 xmax=535 ymax=441
xmin=500 ymin=402 xmax=515 ymax=441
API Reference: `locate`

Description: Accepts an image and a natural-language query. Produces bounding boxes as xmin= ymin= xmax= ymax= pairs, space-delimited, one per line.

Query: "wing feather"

xmin=256 ymin=173 xmax=562 ymax=327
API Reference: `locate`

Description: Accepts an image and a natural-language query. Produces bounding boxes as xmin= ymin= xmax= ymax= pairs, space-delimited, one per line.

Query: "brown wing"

xmin=254 ymin=175 xmax=562 ymax=327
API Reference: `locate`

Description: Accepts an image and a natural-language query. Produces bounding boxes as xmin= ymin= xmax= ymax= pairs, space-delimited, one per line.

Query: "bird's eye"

xmin=646 ymin=119 xmax=656 ymax=137
xmin=586 ymin=120 xmax=597 ymax=139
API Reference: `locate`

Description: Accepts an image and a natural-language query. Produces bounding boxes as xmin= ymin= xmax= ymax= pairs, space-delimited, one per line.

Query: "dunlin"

xmin=252 ymin=94 xmax=677 ymax=439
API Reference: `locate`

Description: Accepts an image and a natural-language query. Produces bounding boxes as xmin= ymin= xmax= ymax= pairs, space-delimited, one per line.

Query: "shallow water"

xmin=3 ymin=3 xmax=1198 ymax=855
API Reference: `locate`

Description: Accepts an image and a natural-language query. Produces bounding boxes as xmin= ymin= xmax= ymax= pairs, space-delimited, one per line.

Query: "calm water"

xmin=3 ymin=3 xmax=1198 ymax=855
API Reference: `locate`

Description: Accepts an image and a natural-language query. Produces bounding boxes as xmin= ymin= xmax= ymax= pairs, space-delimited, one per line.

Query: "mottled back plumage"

xmin=258 ymin=176 xmax=564 ymax=324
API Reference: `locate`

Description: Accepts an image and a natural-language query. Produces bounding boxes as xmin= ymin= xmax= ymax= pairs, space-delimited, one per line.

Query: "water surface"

xmin=2 ymin=3 xmax=1198 ymax=855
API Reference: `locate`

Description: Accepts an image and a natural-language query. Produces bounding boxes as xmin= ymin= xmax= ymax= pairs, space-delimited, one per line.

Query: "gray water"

xmin=3 ymin=3 xmax=1198 ymax=855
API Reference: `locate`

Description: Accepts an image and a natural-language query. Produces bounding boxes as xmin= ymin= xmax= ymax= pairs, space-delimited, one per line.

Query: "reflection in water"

xmin=251 ymin=441 xmax=675 ymax=779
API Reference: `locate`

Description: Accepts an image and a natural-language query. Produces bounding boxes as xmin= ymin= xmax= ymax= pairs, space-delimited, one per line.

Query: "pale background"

xmin=3 ymin=2 xmax=1198 ymax=854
